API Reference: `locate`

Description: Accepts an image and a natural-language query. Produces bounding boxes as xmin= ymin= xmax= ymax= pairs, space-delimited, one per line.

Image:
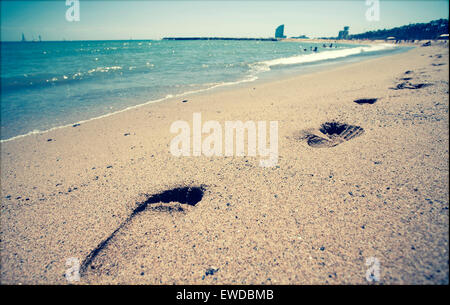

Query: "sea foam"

xmin=259 ymin=43 xmax=396 ymax=69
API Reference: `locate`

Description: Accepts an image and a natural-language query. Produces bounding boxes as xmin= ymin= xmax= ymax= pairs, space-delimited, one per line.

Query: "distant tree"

xmin=349 ymin=19 xmax=448 ymax=40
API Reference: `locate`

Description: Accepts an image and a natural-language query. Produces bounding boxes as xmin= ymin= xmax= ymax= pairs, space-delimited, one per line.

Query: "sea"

xmin=0 ymin=40 xmax=409 ymax=141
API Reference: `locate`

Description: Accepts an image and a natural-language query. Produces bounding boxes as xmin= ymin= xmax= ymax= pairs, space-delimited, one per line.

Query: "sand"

xmin=1 ymin=42 xmax=448 ymax=285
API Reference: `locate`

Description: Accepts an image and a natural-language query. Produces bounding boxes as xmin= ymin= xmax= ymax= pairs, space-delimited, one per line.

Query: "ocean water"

xmin=0 ymin=40 xmax=405 ymax=141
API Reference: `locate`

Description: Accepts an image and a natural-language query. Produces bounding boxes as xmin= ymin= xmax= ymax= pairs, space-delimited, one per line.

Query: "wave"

xmin=0 ymin=65 xmax=136 ymax=92
xmin=254 ymin=43 xmax=397 ymax=70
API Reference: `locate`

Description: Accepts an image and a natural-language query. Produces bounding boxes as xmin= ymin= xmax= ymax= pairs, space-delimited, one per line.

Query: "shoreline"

xmin=1 ymin=43 xmax=448 ymax=284
xmin=0 ymin=73 xmax=260 ymax=144
xmin=0 ymin=42 xmax=408 ymax=144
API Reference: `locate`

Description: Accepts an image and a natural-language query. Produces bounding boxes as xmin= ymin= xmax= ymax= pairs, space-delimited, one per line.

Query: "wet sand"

xmin=1 ymin=42 xmax=448 ymax=284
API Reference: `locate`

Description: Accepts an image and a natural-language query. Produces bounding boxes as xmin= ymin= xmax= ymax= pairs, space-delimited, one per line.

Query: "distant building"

xmin=275 ymin=25 xmax=286 ymax=39
xmin=338 ymin=26 xmax=349 ymax=40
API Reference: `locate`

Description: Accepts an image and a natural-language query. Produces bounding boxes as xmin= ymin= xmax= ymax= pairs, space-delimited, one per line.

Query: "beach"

xmin=0 ymin=42 xmax=448 ymax=284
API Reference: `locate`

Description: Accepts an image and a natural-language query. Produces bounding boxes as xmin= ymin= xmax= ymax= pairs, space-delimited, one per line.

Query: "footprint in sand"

xmin=80 ymin=186 xmax=205 ymax=275
xmin=391 ymin=82 xmax=432 ymax=90
xmin=391 ymin=71 xmax=432 ymax=90
xmin=353 ymin=98 xmax=378 ymax=105
xmin=296 ymin=122 xmax=365 ymax=148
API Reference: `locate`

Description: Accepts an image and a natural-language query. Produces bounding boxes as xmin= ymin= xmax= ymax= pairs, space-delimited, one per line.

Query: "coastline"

xmin=284 ymin=38 xmax=449 ymax=46
xmin=1 ymin=43 xmax=448 ymax=284
xmin=0 ymin=41 xmax=408 ymax=143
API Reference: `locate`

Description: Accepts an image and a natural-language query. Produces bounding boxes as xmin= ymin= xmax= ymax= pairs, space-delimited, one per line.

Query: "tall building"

xmin=275 ymin=25 xmax=286 ymax=39
xmin=338 ymin=26 xmax=350 ymax=40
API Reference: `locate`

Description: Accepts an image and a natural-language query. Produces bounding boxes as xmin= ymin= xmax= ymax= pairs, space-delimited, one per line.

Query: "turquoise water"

xmin=0 ymin=40 xmax=405 ymax=141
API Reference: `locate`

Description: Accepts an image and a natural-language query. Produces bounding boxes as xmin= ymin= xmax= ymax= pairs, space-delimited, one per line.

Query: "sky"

xmin=1 ymin=0 xmax=449 ymax=41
